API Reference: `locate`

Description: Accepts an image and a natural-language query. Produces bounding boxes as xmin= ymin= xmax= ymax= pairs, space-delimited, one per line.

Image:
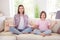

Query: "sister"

xmin=33 ymin=11 xmax=52 ymax=36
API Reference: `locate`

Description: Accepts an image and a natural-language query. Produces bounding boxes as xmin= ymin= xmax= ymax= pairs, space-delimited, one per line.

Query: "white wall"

xmin=0 ymin=0 xmax=57 ymax=19
xmin=46 ymin=0 xmax=56 ymax=13
xmin=0 ymin=3 xmax=1 ymax=11
xmin=0 ymin=0 xmax=10 ymax=16
xmin=9 ymin=0 xmax=16 ymax=17
xmin=37 ymin=0 xmax=47 ymax=12
xmin=0 ymin=1 xmax=2 ymax=12
xmin=22 ymin=0 xmax=35 ymax=18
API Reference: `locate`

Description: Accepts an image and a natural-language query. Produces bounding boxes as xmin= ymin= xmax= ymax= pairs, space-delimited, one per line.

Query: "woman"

xmin=10 ymin=5 xmax=33 ymax=35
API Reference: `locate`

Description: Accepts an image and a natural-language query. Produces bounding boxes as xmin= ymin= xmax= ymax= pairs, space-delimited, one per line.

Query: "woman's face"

xmin=19 ymin=6 xmax=24 ymax=14
xmin=41 ymin=13 xmax=46 ymax=19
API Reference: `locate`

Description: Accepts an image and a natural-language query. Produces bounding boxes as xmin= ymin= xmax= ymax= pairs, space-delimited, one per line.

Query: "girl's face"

xmin=19 ymin=6 xmax=24 ymax=14
xmin=41 ymin=13 xmax=46 ymax=19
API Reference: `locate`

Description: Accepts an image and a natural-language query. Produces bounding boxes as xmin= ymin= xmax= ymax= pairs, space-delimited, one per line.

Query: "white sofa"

xmin=0 ymin=17 xmax=60 ymax=40
xmin=0 ymin=32 xmax=60 ymax=40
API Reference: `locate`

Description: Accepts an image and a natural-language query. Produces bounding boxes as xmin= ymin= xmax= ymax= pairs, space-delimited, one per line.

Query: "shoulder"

xmin=15 ymin=14 xmax=19 ymax=16
xmin=14 ymin=14 xmax=19 ymax=17
xmin=14 ymin=14 xmax=20 ymax=19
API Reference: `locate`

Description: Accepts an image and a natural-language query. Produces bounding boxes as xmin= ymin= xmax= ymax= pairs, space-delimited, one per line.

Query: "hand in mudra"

xmin=29 ymin=21 xmax=38 ymax=29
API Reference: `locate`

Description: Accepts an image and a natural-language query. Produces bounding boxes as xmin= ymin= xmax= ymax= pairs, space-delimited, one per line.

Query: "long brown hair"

xmin=18 ymin=5 xmax=24 ymax=14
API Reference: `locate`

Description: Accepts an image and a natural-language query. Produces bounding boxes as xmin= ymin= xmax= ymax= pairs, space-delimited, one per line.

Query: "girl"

xmin=10 ymin=5 xmax=33 ymax=35
xmin=32 ymin=11 xmax=52 ymax=36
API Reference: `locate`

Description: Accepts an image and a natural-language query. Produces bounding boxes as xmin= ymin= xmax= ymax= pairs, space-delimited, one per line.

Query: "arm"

xmin=14 ymin=14 xmax=18 ymax=27
xmin=49 ymin=21 xmax=57 ymax=29
xmin=28 ymin=20 xmax=39 ymax=29
xmin=48 ymin=25 xmax=51 ymax=30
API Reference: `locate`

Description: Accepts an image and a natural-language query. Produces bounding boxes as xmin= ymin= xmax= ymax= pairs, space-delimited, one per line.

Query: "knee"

xmin=27 ymin=27 xmax=33 ymax=31
xmin=47 ymin=30 xmax=52 ymax=33
xmin=44 ymin=30 xmax=52 ymax=34
xmin=9 ymin=26 xmax=15 ymax=31
xmin=33 ymin=29 xmax=40 ymax=34
xmin=33 ymin=29 xmax=39 ymax=32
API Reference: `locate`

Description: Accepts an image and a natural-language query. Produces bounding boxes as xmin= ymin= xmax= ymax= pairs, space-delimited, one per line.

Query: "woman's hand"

xmin=5 ymin=19 xmax=9 ymax=27
xmin=28 ymin=20 xmax=38 ymax=29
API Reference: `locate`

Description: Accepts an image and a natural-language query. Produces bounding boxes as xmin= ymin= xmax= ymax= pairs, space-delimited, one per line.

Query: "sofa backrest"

xmin=4 ymin=17 xmax=14 ymax=32
xmin=4 ymin=17 xmax=60 ymax=33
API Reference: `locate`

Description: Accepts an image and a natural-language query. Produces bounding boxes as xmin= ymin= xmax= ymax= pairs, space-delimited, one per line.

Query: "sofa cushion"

xmin=16 ymin=33 xmax=60 ymax=40
xmin=4 ymin=18 xmax=14 ymax=32
xmin=28 ymin=18 xmax=39 ymax=28
xmin=51 ymin=20 xmax=60 ymax=33
xmin=0 ymin=32 xmax=15 ymax=36
xmin=0 ymin=16 xmax=6 ymax=32
xmin=0 ymin=36 xmax=16 ymax=40
xmin=57 ymin=27 xmax=60 ymax=34
xmin=0 ymin=32 xmax=60 ymax=40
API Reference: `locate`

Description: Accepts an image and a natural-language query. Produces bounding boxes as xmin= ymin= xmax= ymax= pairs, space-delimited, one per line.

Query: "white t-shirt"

xmin=18 ymin=16 xmax=25 ymax=30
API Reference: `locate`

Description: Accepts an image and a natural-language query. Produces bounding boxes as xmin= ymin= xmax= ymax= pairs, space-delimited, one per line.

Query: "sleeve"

xmin=26 ymin=15 xmax=28 ymax=24
xmin=14 ymin=14 xmax=17 ymax=27
xmin=25 ymin=15 xmax=29 ymax=27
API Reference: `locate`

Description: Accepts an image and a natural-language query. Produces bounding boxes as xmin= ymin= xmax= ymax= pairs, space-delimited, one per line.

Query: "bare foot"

xmin=22 ymin=32 xmax=29 ymax=34
xmin=31 ymin=32 xmax=34 ymax=34
xmin=40 ymin=33 xmax=46 ymax=37
xmin=46 ymin=34 xmax=51 ymax=36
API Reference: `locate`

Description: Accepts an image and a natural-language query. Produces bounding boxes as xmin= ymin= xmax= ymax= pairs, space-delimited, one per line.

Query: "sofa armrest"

xmin=4 ymin=18 xmax=14 ymax=32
